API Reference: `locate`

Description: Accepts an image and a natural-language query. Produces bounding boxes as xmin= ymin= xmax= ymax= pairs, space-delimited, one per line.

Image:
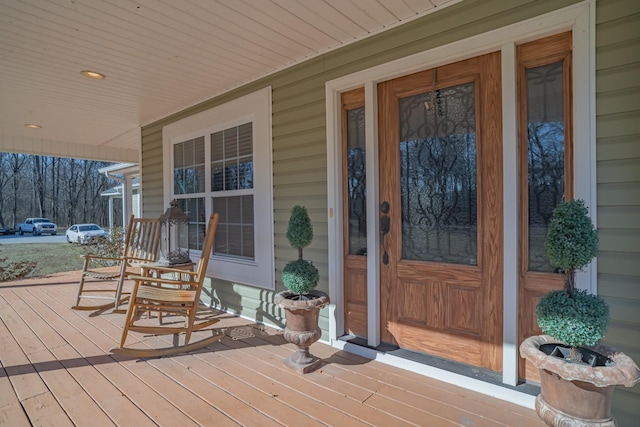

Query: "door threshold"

xmin=335 ymin=335 xmax=540 ymax=408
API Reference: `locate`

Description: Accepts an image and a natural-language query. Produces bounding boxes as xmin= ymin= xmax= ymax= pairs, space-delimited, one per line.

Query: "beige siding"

xmin=596 ymin=0 xmax=640 ymax=423
xmin=141 ymin=0 xmax=640 ymax=420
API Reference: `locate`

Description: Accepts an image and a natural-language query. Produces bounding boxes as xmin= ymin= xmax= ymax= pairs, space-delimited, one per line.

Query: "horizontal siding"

xmin=598 ymin=158 xmax=640 ymax=183
xmin=599 ymin=229 xmax=640 ymax=253
xmin=596 ymin=62 xmax=640 ymax=93
xmin=596 ymin=0 xmax=640 ymax=424
xmin=598 ymin=273 xmax=640 ymax=301
xmin=597 ymin=134 xmax=640 ymax=161
xmin=597 ymin=111 xmax=640 ymax=139
xmin=597 ymin=206 xmax=640 ymax=229
xmin=597 ymin=86 xmax=640 ymax=116
xmin=598 ymin=252 xmax=640 ymax=276
xmin=597 ymin=182 xmax=640 ymax=205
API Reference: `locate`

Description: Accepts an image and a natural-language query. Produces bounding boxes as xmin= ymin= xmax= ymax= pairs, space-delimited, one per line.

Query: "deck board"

xmin=1 ymin=289 xmax=117 ymax=426
xmin=0 ymin=271 xmax=547 ymax=427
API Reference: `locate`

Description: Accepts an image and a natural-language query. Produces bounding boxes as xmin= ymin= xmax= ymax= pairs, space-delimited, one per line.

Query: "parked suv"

xmin=16 ymin=218 xmax=58 ymax=236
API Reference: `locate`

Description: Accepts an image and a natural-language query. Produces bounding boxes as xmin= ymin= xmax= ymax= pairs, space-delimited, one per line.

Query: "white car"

xmin=66 ymin=223 xmax=109 ymax=244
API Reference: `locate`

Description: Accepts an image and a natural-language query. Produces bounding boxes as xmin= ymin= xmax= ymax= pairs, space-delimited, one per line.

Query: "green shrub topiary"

xmin=545 ymin=199 xmax=598 ymax=295
xmin=282 ymin=205 xmax=319 ymax=297
xmin=536 ymin=289 xmax=609 ymax=348
xmin=282 ymin=258 xmax=320 ymax=295
xmin=286 ymin=205 xmax=314 ymax=252
xmin=536 ymin=199 xmax=609 ymax=353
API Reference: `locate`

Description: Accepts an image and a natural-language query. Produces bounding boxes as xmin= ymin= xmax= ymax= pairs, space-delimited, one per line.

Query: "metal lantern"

xmin=159 ymin=200 xmax=191 ymax=265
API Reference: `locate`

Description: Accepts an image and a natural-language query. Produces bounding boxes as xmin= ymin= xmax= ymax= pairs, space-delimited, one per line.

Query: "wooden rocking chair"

xmin=72 ymin=215 xmax=161 ymax=311
xmin=110 ymin=213 xmax=221 ymax=358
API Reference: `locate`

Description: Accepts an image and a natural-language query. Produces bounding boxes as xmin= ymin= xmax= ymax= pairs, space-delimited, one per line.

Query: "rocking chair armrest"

xmin=122 ymin=256 xmax=158 ymax=266
xmin=81 ymin=254 xmax=123 ymax=262
xmin=128 ymin=273 xmax=198 ymax=288
xmin=140 ymin=264 xmax=198 ymax=277
xmin=80 ymin=254 xmax=124 ymax=270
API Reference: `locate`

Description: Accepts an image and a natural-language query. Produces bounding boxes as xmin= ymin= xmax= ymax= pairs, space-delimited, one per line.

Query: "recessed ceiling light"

xmin=24 ymin=124 xmax=42 ymax=129
xmin=80 ymin=70 xmax=106 ymax=79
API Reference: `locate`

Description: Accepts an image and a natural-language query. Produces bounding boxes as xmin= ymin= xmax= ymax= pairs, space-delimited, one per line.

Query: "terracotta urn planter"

xmin=275 ymin=290 xmax=329 ymax=374
xmin=520 ymin=335 xmax=640 ymax=427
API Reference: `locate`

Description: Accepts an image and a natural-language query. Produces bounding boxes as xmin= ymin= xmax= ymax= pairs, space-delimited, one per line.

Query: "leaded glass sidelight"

xmin=398 ymin=82 xmax=478 ymax=265
xmin=526 ymin=62 xmax=565 ymax=272
xmin=346 ymin=106 xmax=367 ymax=256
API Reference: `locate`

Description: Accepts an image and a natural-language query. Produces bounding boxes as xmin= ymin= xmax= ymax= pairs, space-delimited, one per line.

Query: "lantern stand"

xmin=158 ymin=200 xmax=191 ymax=266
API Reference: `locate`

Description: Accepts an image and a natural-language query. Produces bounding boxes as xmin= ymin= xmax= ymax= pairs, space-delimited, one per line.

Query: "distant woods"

xmin=0 ymin=153 xmax=119 ymax=228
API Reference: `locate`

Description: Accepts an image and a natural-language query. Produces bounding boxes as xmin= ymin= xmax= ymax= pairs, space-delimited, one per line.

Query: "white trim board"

xmin=325 ymin=0 xmax=595 ymax=408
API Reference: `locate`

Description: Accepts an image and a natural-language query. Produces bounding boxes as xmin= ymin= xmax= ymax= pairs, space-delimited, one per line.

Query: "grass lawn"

xmin=0 ymin=242 xmax=87 ymax=280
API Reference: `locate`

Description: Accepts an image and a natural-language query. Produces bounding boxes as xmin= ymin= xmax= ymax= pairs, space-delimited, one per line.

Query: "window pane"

xmin=183 ymin=140 xmax=194 ymax=165
xmin=527 ymin=62 xmax=565 ymax=272
xmin=176 ymin=198 xmax=205 ymax=250
xmin=211 ymin=132 xmax=223 ymax=162
xmin=238 ymin=157 xmax=253 ymax=190
xmin=399 ymin=82 xmax=477 ymax=265
xmin=243 ymin=225 xmax=255 ymax=258
xmin=224 ymin=128 xmax=238 ymax=159
xmin=346 ymin=106 xmax=367 ymax=256
xmin=224 ymin=160 xmax=238 ymax=191
xmin=212 ymin=195 xmax=254 ymax=260
xmin=238 ymin=123 xmax=252 ymax=156
xmin=211 ymin=162 xmax=224 ymax=191
xmin=174 ymin=169 xmax=185 ymax=195
xmin=174 ymin=144 xmax=184 ymax=168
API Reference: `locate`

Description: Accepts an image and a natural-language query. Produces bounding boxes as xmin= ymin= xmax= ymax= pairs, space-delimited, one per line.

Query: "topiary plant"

xmin=536 ymin=288 xmax=609 ymax=349
xmin=282 ymin=205 xmax=319 ymax=298
xmin=545 ymin=199 xmax=599 ymax=296
xmin=536 ymin=199 xmax=609 ymax=361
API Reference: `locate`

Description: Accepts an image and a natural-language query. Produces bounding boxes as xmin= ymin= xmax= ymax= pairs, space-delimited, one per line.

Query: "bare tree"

xmin=0 ymin=153 xmax=117 ymax=228
xmin=9 ymin=154 xmax=29 ymax=228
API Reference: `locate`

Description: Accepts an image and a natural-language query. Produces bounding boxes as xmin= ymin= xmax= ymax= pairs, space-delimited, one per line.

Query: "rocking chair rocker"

xmin=110 ymin=213 xmax=221 ymax=358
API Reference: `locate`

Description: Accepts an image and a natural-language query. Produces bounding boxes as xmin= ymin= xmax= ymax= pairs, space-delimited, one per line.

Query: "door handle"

xmin=380 ymin=215 xmax=390 ymax=235
xmin=380 ymin=201 xmax=390 ymax=265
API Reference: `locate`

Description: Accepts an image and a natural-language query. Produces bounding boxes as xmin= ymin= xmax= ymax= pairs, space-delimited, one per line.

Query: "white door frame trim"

xmin=325 ymin=0 xmax=595 ymax=405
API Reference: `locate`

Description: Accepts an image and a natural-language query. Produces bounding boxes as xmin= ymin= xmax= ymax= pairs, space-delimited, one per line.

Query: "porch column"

xmin=108 ymin=196 xmax=114 ymax=230
xmin=122 ymin=176 xmax=133 ymax=228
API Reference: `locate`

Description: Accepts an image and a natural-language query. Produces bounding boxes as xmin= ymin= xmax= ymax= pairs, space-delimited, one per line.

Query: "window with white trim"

xmin=162 ymin=87 xmax=274 ymax=289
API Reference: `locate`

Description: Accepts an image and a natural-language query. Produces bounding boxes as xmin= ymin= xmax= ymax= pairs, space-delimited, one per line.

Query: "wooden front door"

xmin=378 ymin=52 xmax=503 ymax=371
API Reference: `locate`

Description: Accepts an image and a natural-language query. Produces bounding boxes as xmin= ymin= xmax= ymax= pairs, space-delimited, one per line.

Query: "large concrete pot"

xmin=520 ymin=335 xmax=640 ymax=427
xmin=275 ymin=290 xmax=329 ymax=374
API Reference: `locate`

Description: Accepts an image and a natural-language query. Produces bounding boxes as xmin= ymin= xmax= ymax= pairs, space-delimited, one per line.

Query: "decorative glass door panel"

xmin=399 ymin=83 xmax=477 ymax=265
xmin=378 ymin=53 xmax=503 ymax=372
xmin=526 ymin=62 xmax=565 ymax=272
xmin=347 ymin=105 xmax=367 ymax=256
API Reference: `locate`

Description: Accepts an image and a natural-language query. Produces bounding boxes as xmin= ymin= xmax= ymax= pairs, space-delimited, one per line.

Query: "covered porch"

xmin=0 ymin=271 xmax=545 ymax=426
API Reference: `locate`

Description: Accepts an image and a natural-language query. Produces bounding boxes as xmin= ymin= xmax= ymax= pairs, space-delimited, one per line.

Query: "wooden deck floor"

xmin=0 ymin=271 xmax=547 ymax=426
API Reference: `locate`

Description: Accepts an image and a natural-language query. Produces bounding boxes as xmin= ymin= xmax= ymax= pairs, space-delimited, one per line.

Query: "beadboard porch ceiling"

xmin=0 ymin=0 xmax=458 ymax=162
